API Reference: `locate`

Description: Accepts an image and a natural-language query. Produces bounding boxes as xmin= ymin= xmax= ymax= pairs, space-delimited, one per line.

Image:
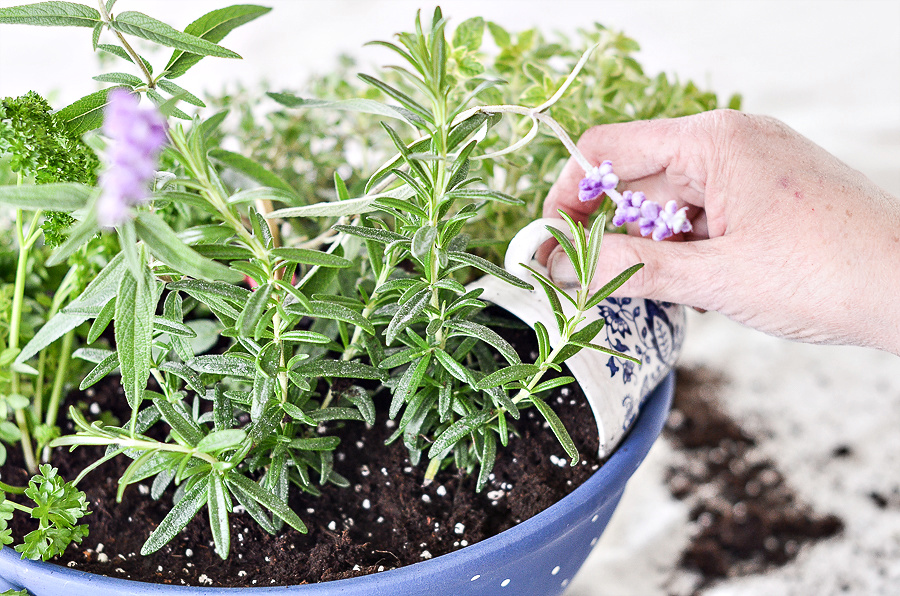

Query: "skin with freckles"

xmin=542 ymin=110 xmax=900 ymax=356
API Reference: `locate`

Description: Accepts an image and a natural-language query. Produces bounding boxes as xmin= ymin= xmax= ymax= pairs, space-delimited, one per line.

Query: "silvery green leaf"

xmin=225 ymin=472 xmax=306 ymax=533
xmin=391 ymin=353 xmax=431 ymax=418
xmin=357 ymin=73 xmax=434 ymax=124
xmin=166 ymin=279 xmax=250 ymax=304
xmin=96 ymin=44 xmax=152 ymax=74
xmin=433 ymin=348 xmax=472 ymax=384
xmin=72 ymin=347 xmax=114 ymax=363
xmin=476 ymin=429 xmax=496 ymax=492
xmin=267 ymin=93 xmax=423 ymax=126
xmin=57 ymin=87 xmax=123 ymax=136
xmin=92 ymin=72 xmax=143 ymax=87
xmin=0 ymin=182 xmax=93 ymax=212
xmin=156 ymin=79 xmax=206 ymax=107
xmin=445 ymin=320 xmax=520 ymax=364
xmin=341 ymin=385 xmax=376 ymax=426
xmin=208 ymin=149 xmax=295 ymax=194
xmin=236 ymin=283 xmax=272 ymax=338
xmin=552 ymin=319 xmax=607 ymax=365
xmin=534 ymin=321 xmax=551 ymax=362
xmin=448 ymin=251 xmax=532 ymax=290
xmin=411 ymin=225 xmax=438 ymax=262
xmin=307 ymin=407 xmax=364 ymax=423
xmin=187 ymin=354 xmax=255 ymax=378
xmin=378 ymin=347 xmax=426 ymax=370
xmin=271 ymin=248 xmax=351 ymax=269
xmin=153 ymin=316 xmax=195 ymax=338
xmin=0 ymin=1 xmax=100 ymax=27
xmin=531 ymin=376 xmax=576 ymax=394
xmin=46 ymin=209 xmax=99 ymax=266
xmin=294 ymin=359 xmax=387 ymax=382
xmin=285 ymin=300 xmax=375 ymax=336
xmin=87 ymin=297 xmax=116 ymax=344
xmin=136 ymin=210 xmax=242 ymax=283
xmin=530 ymin=395 xmax=578 ymax=464
xmin=473 ymin=364 xmax=541 ymax=391
xmin=385 ymin=288 xmax=429 ymax=345
xmin=331 ymin=224 xmax=404 ymax=246
xmin=146 ymin=88 xmax=190 ymax=120
xmin=443 ymin=187 xmax=523 ymax=206
xmin=584 ymin=263 xmax=644 ymax=310
xmin=153 ymin=395 xmax=203 ymax=446
xmin=196 ymin=429 xmax=246 ymax=453
xmin=281 ymin=401 xmax=314 ymax=425
xmin=79 ymin=352 xmax=119 ymax=390
xmin=228 ymin=479 xmax=275 ymax=534
xmin=207 ymin=473 xmax=231 ymax=559
xmin=164 ymin=4 xmax=271 ymax=79
xmin=289 ymin=437 xmax=340 ymax=451
xmin=267 ymin=195 xmax=378 ymax=218
xmin=141 ymin=475 xmax=209 ymax=555
xmin=158 ymin=361 xmax=204 ymax=394
xmin=115 ymin=265 xmax=156 ymax=411
xmin=428 ymin=410 xmax=492 ymax=461
xmin=112 ymin=11 xmax=241 ymax=58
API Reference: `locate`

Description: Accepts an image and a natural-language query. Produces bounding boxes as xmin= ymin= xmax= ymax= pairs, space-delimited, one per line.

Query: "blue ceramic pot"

xmin=0 ymin=373 xmax=674 ymax=596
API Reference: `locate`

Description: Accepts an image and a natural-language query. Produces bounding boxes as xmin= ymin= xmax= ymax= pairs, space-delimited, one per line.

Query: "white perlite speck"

xmin=185 ymin=548 xmax=193 ymax=557
xmin=486 ymin=489 xmax=505 ymax=500
xmin=436 ymin=485 xmax=447 ymax=497
xmin=421 ymin=550 xmax=432 ymax=559
xmin=454 ymin=522 xmax=465 ymax=535
xmin=328 ymin=520 xmax=337 ymax=531
xmin=421 ymin=494 xmax=431 ymax=503
xmin=97 ymin=553 xmax=109 ymax=563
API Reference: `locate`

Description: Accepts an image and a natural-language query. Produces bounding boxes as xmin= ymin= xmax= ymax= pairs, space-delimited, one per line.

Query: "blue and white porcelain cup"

xmin=469 ymin=218 xmax=686 ymax=457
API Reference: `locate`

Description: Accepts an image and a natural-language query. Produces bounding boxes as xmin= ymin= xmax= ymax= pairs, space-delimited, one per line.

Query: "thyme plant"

xmin=0 ymin=1 xmax=731 ymax=565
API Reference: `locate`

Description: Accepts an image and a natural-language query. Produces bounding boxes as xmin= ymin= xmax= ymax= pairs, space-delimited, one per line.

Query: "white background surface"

xmin=2 ymin=1 xmax=899 ymax=594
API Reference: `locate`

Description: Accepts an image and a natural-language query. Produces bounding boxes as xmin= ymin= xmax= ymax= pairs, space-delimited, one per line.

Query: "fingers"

xmin=543 ymin=118 xmax=691 ymax=222
xmin=546 ymin=233 xmax=725 ymax=309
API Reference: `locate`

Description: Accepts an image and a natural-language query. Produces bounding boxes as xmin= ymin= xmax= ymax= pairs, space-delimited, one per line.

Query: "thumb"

xmin=546 ymin=233 xmax=724 ymax=309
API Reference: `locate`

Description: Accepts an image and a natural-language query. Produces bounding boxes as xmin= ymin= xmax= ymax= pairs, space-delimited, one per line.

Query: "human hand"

xmin=542 ymin=110 xmax=900 ymax=355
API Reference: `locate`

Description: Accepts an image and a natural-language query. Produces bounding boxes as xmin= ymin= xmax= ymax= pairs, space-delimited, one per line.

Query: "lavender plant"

xmin=0 ymin=1 xmax=719 ymax=567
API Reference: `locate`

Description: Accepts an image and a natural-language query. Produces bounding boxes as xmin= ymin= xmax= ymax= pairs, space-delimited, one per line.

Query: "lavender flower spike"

xmin=639 ymin=199 xmax=692 ymax=241
xmin=96 ymin=89 xmax=167 ymax=228
xmin=578 ymin=160 xmax=618 ymax=202
xmin=611 ymin=190 xmax=646 ymax=226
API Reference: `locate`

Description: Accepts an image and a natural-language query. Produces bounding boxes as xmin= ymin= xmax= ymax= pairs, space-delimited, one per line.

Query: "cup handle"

xmin=504 ymin=218 xmax=574 ymax=282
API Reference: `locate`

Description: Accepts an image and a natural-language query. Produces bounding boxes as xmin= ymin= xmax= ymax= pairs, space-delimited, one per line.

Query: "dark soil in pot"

xmin=2 ymin=325 xmax=606 ymax=588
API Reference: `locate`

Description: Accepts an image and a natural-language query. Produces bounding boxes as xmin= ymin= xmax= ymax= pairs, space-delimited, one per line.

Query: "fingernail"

xmin=547 ymin=251 xmax=580 ymax=289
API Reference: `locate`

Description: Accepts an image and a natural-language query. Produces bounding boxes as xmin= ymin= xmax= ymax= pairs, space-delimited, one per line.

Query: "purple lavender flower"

xmin=611 ymin=190 xmax=646 ymax=226
xmin=96 ymin=89 xmax=167 ymax=228
xmin=639 ymin=199 xmax=692 ymax=241
xmin=578 ymin=160 xmax=618 ymax=202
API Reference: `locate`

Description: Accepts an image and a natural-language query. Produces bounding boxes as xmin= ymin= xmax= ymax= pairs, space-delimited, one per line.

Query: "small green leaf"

xmin=584 ymin=263 xmax=645 ymax=310
xmin=0 ymin=182 xmax=92 ymax=212
xmin=443 ymin=188 xmax=523 ymax=205
xmin=331 ymin=223 xmax=404 ymax=245
xmin=79 ymin=352 xmax=118 ymax=390
xmin=293 ymin=359 xmax=387 ymax=382
xmin=391 ymin=353 xmax=431 ymax=418
xmin=428 ymin=411 xmax=491 ymax=461
xmin=445 ymin=320 xmax=520 ymax=365
xmin=115 ymin=264 xmax=156 ymax=412
xmin=208 ymin=148 xmax=295 ymax=194
xmin=196 ymin=429 xmax=246 ymax=453
xmin=474 ymin=364 xmax=541 ymax=391
xmin=271 ymin=247 xmax=351 ymax=269
xmin=433 ymin=348 xmax=472 ymax=384
xmin=187 ymin=354 xmax=255 ymax=378
xmin=0 ymin=1 xmax=101 ymax=27
xmin=289 ymin=436 xmax=340 ymax=451
xmin=112 ymin=11 xmax=241 ymax=58
xmin=449 ymin=251 xmax=532 ymax=290
xmin=285 ymin=300 xmax=375 ymax=336
xmin=224 ymin=473 xmax=306 ymax=533
xmin=156 ymin=79 xmax=206 ymax=107
xmin=134 ymin=212 xmax=242 ymax=282
xmin=164 ymin=4 xmax=271 ymax=79
xmin=56 ymin=87 xmax=123 ymax=136
xmin=530 ymin=395 xmax=579 ymax=464
xmin=208 ymin=473 xmax=231 ymax=559
xmin=386 ymin=288 xmax=429 ymax=345
xmin=268 ymin=195 xmax=379 ymax=219
xmin=268 ymin=93 xmax=425 ymax=126
xmin=92 ymin=72 xmax=143 ymax=86
xmin=236 ymin=283 xmax=272 ymax=338
xmin=141 ymin=476 xmax=209 ymax=555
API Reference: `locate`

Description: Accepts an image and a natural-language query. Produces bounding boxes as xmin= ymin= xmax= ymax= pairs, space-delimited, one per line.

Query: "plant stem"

xmin=97 ymin=0 xmax=154 ymax=88
xmin=40 ymin=329 xmax=74 ymax=462
xmin=0 ymin=480 xmax=26 ymax=495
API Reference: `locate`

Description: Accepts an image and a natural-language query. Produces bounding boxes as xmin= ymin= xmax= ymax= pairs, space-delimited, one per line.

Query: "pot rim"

xmin=0 ymin=372 xmax=674 ymax=593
